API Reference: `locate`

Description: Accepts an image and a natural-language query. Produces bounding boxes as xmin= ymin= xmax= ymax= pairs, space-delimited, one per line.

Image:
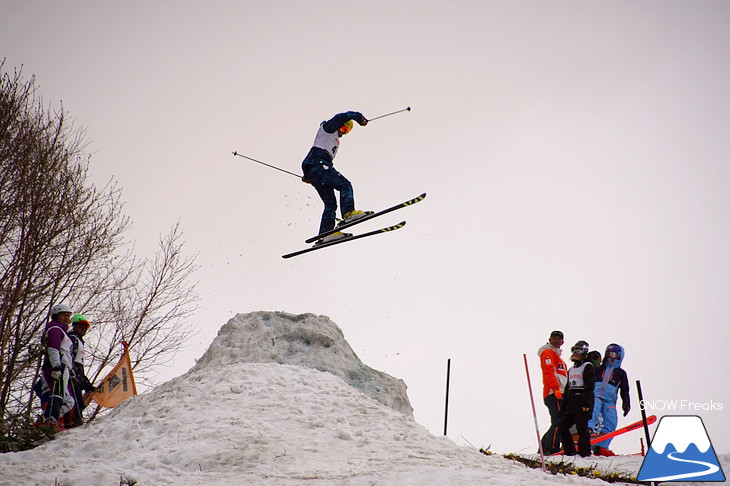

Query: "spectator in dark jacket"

xmin=66 ymin=313 xmax=96 ymax=427
xmin=558 ymin=340 xmax=596 ymax=457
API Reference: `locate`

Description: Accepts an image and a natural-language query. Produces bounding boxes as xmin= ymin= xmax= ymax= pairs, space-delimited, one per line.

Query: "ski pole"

xmin=232 ymin=151 xmax=301 ymax=179
xmin=46 ymin=366 xmax=64 ymax=425
xmin=443 ymin=358 xmax=451 ymax=436
xmin=367 ymin=106 xmax=411 ymax=122
xmin=523 ymin=354 xmax=546 ymax=472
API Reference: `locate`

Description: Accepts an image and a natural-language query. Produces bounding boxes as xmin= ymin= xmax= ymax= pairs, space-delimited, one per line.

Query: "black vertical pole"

xmin=444 ymin=358 xmax=451 ymax=436
xmin=636 ymin=380 xmax=657 ymax=486
xmin=635 ymin=380 xmax=653 ymax=447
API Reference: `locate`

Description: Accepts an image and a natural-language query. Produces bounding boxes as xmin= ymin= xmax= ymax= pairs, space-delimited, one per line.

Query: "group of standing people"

xmin=35 ymin=303 xmax=96 ymax=431
xmin=538 ymin=330 xmax=630 ymax=457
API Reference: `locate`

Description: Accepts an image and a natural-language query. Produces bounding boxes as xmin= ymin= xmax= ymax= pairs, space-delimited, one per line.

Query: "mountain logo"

xmin=637 ymin=415 xmax=726 ymax=482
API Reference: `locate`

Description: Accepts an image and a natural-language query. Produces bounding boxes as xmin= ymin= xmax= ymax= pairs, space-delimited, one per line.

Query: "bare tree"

xmin=88 ymin=223 xmax=199 ymax=387
xmin=1 ymin=60 xmax=198 ymax=450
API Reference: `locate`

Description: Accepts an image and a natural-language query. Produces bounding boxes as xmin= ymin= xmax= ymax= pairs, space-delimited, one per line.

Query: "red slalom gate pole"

xmin=523 ymin=353 xmax=546 ymax=472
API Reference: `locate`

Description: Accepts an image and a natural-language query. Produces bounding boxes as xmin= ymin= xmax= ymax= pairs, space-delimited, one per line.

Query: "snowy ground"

xmin=1 ymin=312 xmax=726 ymax=485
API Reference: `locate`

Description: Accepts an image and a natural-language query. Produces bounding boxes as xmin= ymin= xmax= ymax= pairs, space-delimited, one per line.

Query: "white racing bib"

xmin=567 ymin=362 xmax=590 ymax=389
xmin=311 ymin=124 xmax=340 ymax=159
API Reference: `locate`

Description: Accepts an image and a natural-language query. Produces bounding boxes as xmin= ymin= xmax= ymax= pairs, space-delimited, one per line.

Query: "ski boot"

xmin=341 ymin=209 xmax=372 ymax=224
xmin=315 ymin=231 xmax=352 ymax=246
xmin=593 ymin=446 xmax=616 ymax=456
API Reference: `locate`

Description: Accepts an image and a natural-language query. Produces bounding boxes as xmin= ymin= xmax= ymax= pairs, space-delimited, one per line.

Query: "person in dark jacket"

xmin=588 ymin=343 xmax=630 ymax=456
xmin=587 ymin=350 xmax=602 ymax=367
xmin=301 ymin=111 xmax=370 ymax=244
xmin=558 ymin=340 xmax=596 ymax=457
xmin=66 ymin=314 xmax=96 ymax=427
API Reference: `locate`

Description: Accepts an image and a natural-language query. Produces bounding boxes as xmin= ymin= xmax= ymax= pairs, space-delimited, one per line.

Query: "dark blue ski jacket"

xmin=593 ymin=345 xmax=630 ymax=407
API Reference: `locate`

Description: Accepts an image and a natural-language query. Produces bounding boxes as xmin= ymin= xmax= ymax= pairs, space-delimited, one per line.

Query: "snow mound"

xmin=192 ymin=311 xmax=413 ymax=416
xmin=0 ymin=338 xmax=555 ymax=485
xmin=5 ymin=310 xmax=708 ymax=485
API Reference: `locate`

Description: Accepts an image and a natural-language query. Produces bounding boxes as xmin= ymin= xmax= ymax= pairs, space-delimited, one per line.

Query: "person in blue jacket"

xmin=301 ymin=111 xmax=370 ymax=244
xmin=588 ymin=343 xmax=630 ymax=456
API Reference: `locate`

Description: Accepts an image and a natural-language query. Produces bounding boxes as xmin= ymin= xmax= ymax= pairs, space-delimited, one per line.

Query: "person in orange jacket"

xmin=538 ymin=330 xmax=568 ymax=454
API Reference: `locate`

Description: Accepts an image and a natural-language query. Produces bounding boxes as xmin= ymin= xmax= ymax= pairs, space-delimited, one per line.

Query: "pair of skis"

xmin=548 ymin=415 xmax=657 ymax=456
xmin=282 ymin=193 xmax=426 ymax=259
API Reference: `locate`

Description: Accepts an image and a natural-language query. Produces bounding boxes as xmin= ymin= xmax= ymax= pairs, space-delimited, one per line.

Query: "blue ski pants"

xmin=589 ymin=398 xmax=619 ymax=448
xmin=303 ymin=162 xmax=355 ymax=234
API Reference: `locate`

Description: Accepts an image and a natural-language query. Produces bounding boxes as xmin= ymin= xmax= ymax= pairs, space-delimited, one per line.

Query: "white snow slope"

xmin=1 ymin=311 xmax=727 ymax=486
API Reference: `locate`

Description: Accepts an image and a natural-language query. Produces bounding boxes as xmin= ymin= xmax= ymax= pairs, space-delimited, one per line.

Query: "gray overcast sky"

xmin=3 ymin=1 xmax=729 ymax=453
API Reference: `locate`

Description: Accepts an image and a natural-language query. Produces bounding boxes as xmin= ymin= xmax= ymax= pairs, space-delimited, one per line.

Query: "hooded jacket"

xmin=538 ymin=343 xmax=567 ymax=398
xmin=593 ymin=345 xmax=630 ymax=407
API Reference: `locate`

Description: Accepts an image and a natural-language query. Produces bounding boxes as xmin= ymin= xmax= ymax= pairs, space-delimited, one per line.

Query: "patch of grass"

xmin=498 ymin=452 xmax=640 ymax=484
xmin=478 ymin=444 xmax=494 ymax=455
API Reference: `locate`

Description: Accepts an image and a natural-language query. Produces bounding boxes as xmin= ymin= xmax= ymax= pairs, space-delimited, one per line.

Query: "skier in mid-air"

xmin=301 ymin=111 xmax=370 ymax=244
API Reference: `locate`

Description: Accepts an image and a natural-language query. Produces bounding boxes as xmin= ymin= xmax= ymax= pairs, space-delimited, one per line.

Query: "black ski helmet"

xmin=570 ymin=340 xmax=589 ymax=356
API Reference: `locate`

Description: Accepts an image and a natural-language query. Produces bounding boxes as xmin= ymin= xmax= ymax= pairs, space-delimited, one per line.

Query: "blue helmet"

xmin=604 ymin=343 xmax=622 ymax=363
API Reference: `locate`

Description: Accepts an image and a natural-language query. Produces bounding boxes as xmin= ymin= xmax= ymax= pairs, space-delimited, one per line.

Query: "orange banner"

xmin=90 ymin=348 xmax=137 ymax=408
